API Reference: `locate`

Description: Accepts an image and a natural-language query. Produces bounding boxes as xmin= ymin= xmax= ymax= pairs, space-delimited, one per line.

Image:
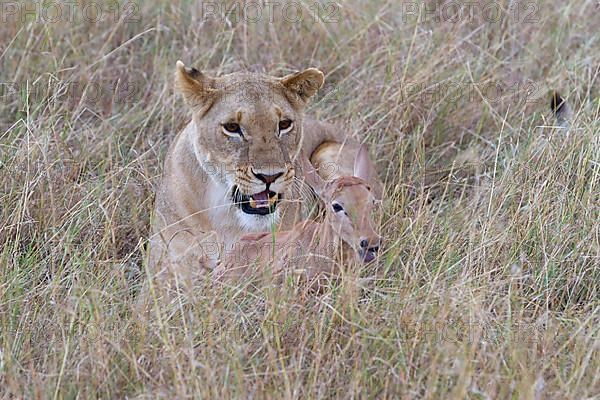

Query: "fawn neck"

xmin=310 ymin=210 xmax=355 ymax=263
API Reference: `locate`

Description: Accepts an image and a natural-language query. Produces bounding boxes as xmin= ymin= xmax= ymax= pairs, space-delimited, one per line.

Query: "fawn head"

xmin=303 ymin=144 xmax=382 ymax=263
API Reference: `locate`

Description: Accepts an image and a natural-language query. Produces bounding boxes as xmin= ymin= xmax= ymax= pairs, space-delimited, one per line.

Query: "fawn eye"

xmin=278 ymin=120 xmax=294 ymax=136
xmin=332 ymin=203 xmax=344 ymax=213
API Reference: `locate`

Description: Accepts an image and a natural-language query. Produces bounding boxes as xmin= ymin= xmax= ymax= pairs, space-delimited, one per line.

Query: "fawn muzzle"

xmin=358 ymin=236 xmax=381 ymax=263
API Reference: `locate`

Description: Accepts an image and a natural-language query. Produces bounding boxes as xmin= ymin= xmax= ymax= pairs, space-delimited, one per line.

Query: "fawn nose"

xmin=359 ymin=238 xmax=381 ymax=253
xmin=252 ymin=170 xmax=284 ymax=185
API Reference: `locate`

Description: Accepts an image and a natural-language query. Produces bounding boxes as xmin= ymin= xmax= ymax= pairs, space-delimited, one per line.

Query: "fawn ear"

xmin=354 ymin=143 xmax=383 ymax=200
xmin=175 ymin=60 xmax=218 ymax=114
xmin=353 ymin=143 xmax=377 ymax=182
xmin=280 ymin=68 xmax=324 ymax=103
xmin=301 ymin=155 xmax=326 ymax=196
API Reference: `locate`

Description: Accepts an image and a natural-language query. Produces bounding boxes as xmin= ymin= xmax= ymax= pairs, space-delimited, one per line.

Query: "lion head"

xmin=174 ymin=61 xmax=324 ymax=227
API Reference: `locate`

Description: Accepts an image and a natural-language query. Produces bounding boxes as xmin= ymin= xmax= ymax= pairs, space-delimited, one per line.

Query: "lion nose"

xmin=252 ymin=170 xmax=284 ymax=184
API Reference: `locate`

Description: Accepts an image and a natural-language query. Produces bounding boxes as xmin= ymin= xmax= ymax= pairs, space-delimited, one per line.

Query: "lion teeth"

xmin=248 ymin=193 xmax=278 ymax=209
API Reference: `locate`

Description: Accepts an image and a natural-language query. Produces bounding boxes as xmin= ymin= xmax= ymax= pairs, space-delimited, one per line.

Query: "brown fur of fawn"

xmin=214 ymin=144 xmax=381 ymax=285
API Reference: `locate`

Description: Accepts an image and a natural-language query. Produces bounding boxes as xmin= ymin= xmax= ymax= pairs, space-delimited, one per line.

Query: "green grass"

xmin=0 ymin=0 xmax=599 ymax=398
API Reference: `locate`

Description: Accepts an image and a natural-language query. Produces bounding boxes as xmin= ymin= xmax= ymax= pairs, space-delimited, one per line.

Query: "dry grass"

xmin=1 ymin=0 xmax=599 ymax=398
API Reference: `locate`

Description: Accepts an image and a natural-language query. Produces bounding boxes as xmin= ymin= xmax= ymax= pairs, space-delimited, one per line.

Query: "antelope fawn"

xmin=214 ymin=144 xmax=381 ymax=285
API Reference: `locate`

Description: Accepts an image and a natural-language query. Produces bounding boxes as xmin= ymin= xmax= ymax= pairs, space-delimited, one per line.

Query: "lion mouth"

xmin=232 ymin=186 xmax=282 ymax=215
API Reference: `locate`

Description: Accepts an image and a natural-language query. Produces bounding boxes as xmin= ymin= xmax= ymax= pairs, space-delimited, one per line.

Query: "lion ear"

xmin=280 ymin=68 xmax=324 ymax=103
xmin=175 ymin=60 xmax=217 ymax=114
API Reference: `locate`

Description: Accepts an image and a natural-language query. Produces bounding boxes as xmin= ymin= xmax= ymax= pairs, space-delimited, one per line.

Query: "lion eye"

xmin=278 ymin=120 xmax=294 ymax=136
xmin=332 ymin=203 xmax=344 ymax=213
xmin=223 ymin=122 xmax=242 ymax=134
xmin=222 ymin=123 xmax=244 ymax=141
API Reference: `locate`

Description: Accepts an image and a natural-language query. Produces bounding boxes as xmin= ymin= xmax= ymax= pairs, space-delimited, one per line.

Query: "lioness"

xmin=149 ymin=61 xmax=380 ymax=281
